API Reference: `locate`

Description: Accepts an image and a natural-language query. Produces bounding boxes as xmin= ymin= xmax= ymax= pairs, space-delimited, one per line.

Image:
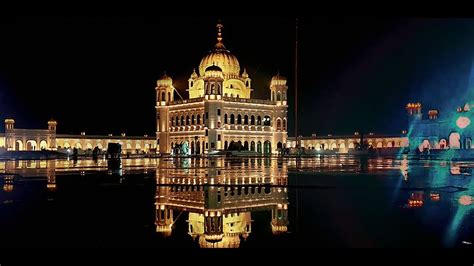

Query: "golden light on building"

xmin=459 ymin=195 xmax=473 ymax=206
xmin=155 ymin=22 xmax=288 ymax=155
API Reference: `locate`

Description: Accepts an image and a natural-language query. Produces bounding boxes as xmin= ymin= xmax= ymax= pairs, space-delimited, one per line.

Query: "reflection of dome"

xmin=199 ymin=23 xmax=240 ymax=77
xmin=199 ymin=234 xmax=241 ymax=248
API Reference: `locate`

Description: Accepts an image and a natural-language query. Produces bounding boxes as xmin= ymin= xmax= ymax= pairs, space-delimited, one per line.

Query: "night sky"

xmin=1 ymin=16 xmax=474 ymax=137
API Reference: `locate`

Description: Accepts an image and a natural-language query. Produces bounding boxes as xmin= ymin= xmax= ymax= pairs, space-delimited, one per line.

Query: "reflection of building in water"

xmin=155 ymin=158 xmax=289 ymax=248
xmin=2 ymin=175 xmax=14 ymax=192
xmin=0 ymin=160 xmax=57 ymax=191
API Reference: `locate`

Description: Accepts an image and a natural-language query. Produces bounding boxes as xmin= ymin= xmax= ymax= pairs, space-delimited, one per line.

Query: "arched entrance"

xmin=15 ymin=140 xmax=23 ymax=151
xmin=264 ymin=141 xmax=271 ymax=154
xmin=196 ymin=141 xmax=201 ymax=154
xmin=257 ymin=141 xmax=262 ymax=154
xmin=420 ymin=139 xmax=430 ymax=151
xmin=449 ymin=132 xmax=461 ymax=149
xmin=439 ymin=139 xmax=447 ymax=149
xmin=277 ymin=142 xmax=283 ymax=149
xmin=39 ymin=140 xmax=48 ymax=150
xmin=26 ymin=140 xmax=37 ymax=151
xmin=244 ymin=141 xmax=249 ymax=151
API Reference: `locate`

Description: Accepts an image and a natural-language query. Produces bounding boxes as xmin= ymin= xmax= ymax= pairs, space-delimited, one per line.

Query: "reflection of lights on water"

xmin=459 ymin=195 xmax=473 ymax=206
xmin=430 ymin=193 xmax=440 ymax=202
xmin=456 ymin=116 xmax=471 ymax=129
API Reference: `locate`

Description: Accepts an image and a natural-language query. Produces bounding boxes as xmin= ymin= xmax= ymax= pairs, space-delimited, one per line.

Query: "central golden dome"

xmin=199 ymin=23 xmax=240 ymax=77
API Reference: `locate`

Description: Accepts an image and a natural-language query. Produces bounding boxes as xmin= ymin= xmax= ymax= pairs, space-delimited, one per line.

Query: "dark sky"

xmin=1 ymin=16 xmax=474 ymax=137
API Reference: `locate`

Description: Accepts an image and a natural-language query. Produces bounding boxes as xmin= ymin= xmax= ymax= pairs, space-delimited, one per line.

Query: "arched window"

xmin=197 ymin=114 xmax=201 ymax=125
xmin=250 ymin=141 xmax=255 ymax=151
xmin=272 ymin=92 xmax=275 ymax=101
xmin=218 ymin=84 xmax=221 ymax=94
xmin=246 ymin=81 xmax=249 ymax=87
xmin=230 ymin=84 xmax=234 ymax=89
xmin=257 ymin=116 xmax=262 ymax=125
xmin=230 ymin=114 xmax=235 ymax=124
xmin=244 ymin=115 xmax=249 ymax=125
xmin=181 ymin=116 xmax=184 ymax=126
xmin=237 ymin=114 xmax=242 ymax=124
xmin=175 ymin=116 xmax=179 ymax=126
xmin=171 ymin=116 xmax=175 ymax=126
xmin=277 ymin=92 xmax=281 ymax=101
xmin=283 ymin=91 xmax=286 ymax=100
xmin=191 ymin=115 xmax=195 ymax=125
xmin=277 ymin=119 xmax=282 ymax=130
xmin=211 ymin=84 xmax=215 ymax=94
xmin=251 ymin=115 xmax=255 ymax=125
xmin=168 ymin=92 xmax=171 ymax=101
xmin=224 ymin=114 xmax=228 ymax=124
xmin=283 ymin=119 xmax=287 ymax=130
xmin=186 ymin=115 xmax=190 ymax=125
xmin=224 ymin=141 xmax=228 ymax=150
xmin=263 ymin=115 xmax=271 ymax=126
xmin=190 ymin=81 xmax=193 ymax=87
xmin=161 ymin=92 xmax=165 ymax=101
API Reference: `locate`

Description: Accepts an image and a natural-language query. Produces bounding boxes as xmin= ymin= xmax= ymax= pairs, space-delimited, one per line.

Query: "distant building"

xmin=0 ymin=118 xmax=156 ymax=154
xmin=406 ymin=101 xmax=473 ymax=151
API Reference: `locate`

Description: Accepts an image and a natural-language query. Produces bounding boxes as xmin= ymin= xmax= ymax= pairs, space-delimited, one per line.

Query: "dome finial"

xmin=215 ymin=20 xmax=226 ymax=50
xmin=217 ymin=20 xmax=223 ymax=43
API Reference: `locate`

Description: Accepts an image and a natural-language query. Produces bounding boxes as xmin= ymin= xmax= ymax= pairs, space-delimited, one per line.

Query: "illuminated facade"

xmin=287 ymin=133 xmax=408 ymax=153
xmin=0 ymin=119 xmax=156 ymax=154
xmin=407 ymin=102 xmax=474 ymax=152
xmin=155 ymin=157 xmax=289 ymax=248
xmin=156 ymin=23 xmax=288 ymax=155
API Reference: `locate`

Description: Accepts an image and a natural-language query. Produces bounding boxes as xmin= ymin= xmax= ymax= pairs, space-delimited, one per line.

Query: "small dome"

xmin=271 ymin=73 xmax=287 ymax=86
xmin=190 ymin=69 xmax=198 ymax=79
xmin=157 ymin=73 xmax=173 ymax=86
xmin=205 ymin=65 xmax=223 ymax=72
xmin=271 ymin=73 xmax=286 ymax=81
xmin=204 ymin=65 xmax=224 ymax=78
xmin=242 ymin=68 xmax=249 ymax=79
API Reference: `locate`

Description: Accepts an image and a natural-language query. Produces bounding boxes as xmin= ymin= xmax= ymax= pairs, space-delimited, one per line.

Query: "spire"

xmin=215 ymin=20 xmax=226 ymax=50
